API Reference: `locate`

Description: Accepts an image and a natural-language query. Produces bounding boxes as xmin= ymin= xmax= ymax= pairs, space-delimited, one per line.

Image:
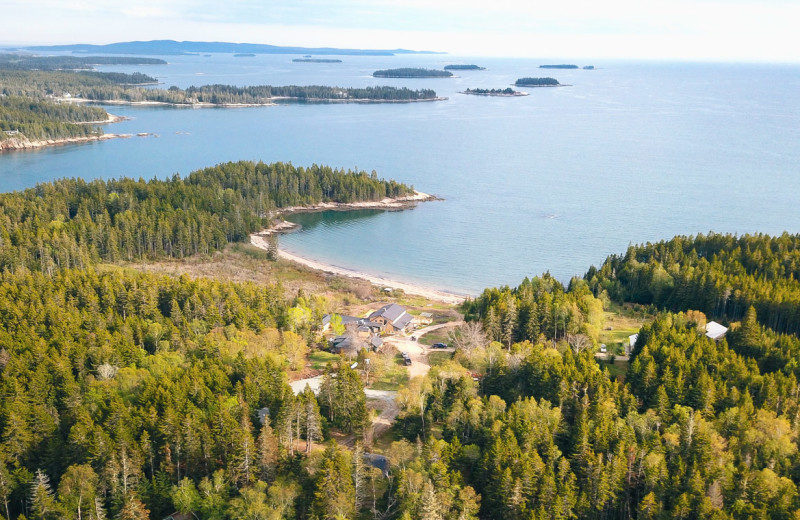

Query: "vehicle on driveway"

xmin=431 ymin=342 xmax=448 ymax=349
xmin=401 ymin=352 xmax=412 ymax=365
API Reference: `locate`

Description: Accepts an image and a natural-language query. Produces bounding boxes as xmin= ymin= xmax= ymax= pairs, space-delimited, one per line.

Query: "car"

xmin=401 ymin=352 xmax=412 ymax=366
xmin=431 ymin=342 xmax=448 ymax=349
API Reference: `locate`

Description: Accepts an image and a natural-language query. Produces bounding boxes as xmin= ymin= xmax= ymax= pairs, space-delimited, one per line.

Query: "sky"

xmin=2 ymin=0 xmax=799 ymax=62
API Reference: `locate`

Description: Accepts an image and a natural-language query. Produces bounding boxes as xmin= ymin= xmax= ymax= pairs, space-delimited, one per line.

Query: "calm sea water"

xmin=1 ymin=54 xmax=799 ymax=294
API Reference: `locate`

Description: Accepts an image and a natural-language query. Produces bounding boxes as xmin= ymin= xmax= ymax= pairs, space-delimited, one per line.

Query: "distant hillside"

xmin=20 ymin=40 xmax=444 ymax=57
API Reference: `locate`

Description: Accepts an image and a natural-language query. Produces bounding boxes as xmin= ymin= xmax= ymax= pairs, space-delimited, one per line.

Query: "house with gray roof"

xmin=368 ymin=303 xmax=413 ymax=333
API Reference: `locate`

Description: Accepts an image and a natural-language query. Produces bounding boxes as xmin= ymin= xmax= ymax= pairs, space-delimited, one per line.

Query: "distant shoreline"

xmin=59 ymin=96 xmax=447 ymax=106
xmin=249 ymin=191 xmax=470 ymax=305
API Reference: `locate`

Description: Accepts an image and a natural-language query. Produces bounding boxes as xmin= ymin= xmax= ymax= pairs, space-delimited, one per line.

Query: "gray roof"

xmin=369 ymin=304 xmax=412 ymax=330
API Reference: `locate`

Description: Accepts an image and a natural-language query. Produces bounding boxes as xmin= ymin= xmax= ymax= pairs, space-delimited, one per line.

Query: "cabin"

xmin=705 ymin=321 xmax=728 ymax=342
xmin=368 ymin=304 xmax=413 ymax=334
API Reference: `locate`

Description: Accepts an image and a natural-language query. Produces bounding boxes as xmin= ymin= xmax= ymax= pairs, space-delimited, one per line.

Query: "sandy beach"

xmin=251 ymin=234 xmax=468 ymax=305
xmin=249 ymin=191 xmax=470 ymax=305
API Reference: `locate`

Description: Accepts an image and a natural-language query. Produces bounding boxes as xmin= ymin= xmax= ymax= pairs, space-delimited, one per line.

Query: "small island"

xmin=233 ymin=53 xmax=256 ymax=57
xmin=372 ymin=68 xmax=453 ymax=78
xmin=583 ymin=65 xmax=595 ymax=70
xmin=539 ymin=64 xmax=578 ymax=69
xmin=292 ymin=58 xmax=343 ymax=63
xmin=514 ymin=77 xmax=561 ymax=87
xmin=461 ymin=88 xmax=526 ymax=97
xmin=444 ymin=64 xmax=486 ymax=71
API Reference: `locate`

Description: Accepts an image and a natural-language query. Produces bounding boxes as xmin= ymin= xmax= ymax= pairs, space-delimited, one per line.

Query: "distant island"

xmin=462 ymin=88 xmax=526 ymax=97
xmin=292 ymin=58 xmax=342 ymax=63
xmin=0 ymin=54 xmax=166 ymax=70
xmin=514 ymin=77 xmax=561 ymax=87
xmin=20 ymin=40 xmax=445 ymax=57
xmin=444 ymin=64 xmax=485 ymax=70
xmin=583 ymin=65 xmax=595 ymax=70
xmin=233 ymin=53 xmax=256 ymax=57
xmin=373 ymin=68 xmax=453 ymax=78
xmin=539 ymin=64 xmax=578 ymax=69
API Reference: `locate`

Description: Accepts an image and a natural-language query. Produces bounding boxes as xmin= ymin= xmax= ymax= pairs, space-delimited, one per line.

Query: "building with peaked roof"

xmin=322 ymin=314 xmax=384 ymax=334
xmin=368 ymin=303 xmax=413 ymax=333
xmin=705 ymin=321 xmax=728 ymax=341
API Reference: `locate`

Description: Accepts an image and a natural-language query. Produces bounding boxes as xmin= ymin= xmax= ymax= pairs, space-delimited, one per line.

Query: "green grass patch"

xmin=428 ymin=351 xmax=453 ymax=367
xmin=370 ymin=362 xmax=409 ymax=391
xmin=601 ymin=360 xmax=629 ymax=381
xmin=419 ymin=327 xmax=455 ymax=346
xmin=309 ymin=350 xmax=340 ymax=370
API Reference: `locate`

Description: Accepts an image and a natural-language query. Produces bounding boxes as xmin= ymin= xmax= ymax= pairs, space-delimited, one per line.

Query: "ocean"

xmin=1 ymin=54 xmax=799 ymax=294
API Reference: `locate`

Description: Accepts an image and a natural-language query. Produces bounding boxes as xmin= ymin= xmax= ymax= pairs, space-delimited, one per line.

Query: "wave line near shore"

xmin=249 ymin=191 xmax=470 ymax=305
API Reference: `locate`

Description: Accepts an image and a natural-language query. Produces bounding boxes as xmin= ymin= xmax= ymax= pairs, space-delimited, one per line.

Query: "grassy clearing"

xmin=370 ymin=358 xmax=409 ymax=391
xmin=598 ymin=303 xmax=655 ymax=354
xmin=601 ymin=360 xmax=630 ymax=381
xmin=309 ymin=350 xmax=340 ymax=370
xmin=428 ymin=351 xmax=453 ymax=367
xmin=419 ymin=327 xmax=456 ymax=346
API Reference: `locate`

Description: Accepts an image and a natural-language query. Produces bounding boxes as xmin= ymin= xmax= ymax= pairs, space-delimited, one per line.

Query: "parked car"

xmin=401 ymin=352 xmax=412 ymax=366
xmin=432 ymin=342 xmax=448 ymax=349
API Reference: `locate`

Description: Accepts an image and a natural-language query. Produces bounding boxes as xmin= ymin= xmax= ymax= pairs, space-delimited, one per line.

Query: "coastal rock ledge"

xmin=0 ymin=134 xmax=132 ymax=152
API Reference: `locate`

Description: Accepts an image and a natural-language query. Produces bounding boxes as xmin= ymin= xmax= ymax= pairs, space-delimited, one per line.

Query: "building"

xmin=705 ymin=321 xmax=728 ymax=341
xmin=368 ymin=303 xmax=413 ymax=334
xmin=627 ymin=333 xmax=639 ymax=355
xmin=322 ymin=314 xmax=384 ymax=334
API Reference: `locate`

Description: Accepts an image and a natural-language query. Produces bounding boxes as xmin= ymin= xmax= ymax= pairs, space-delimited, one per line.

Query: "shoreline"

xmin=60 ymin=96 xmax=447 ymax=107
xmin=249 ymin=191 xmax=470 ymax=305
xmin=0 ymin=132 xmax=138 ymax=153
xmin=251 ymin=234 xmax=470 ymax=305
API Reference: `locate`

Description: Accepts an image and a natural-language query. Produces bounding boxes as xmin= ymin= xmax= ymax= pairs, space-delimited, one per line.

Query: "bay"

xmin=1 ymin=54 xmax=799 ymax=295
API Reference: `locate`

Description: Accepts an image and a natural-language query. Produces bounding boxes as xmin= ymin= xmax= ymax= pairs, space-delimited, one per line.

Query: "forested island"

xmin=373 ymin=67 xmax=453 ymax=78
xmin=292 ymin=58 xmax=343 ymax=63
xmin=233 ymin=53 xmax=256 ymax=57
xmin=539 ymin=64 xmax=579 ymax=69
xmin=462 ymin=87 xmax=526 ymax=96
xmin=514 ymin=77 xmax=561 ymax=87
xmin=0 ymin=53 xmax=166 ymax=70
xmin=0 ymin=154 xmax=800 ymax=519
xmin=1 ymin=69 xmax=439 ymax=105
xmin=444 ymin=64 xmax=485 ymax=70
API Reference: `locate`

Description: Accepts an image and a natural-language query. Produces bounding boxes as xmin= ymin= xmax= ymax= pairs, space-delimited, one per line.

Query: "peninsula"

xmin=373 ymin=67 xmax=453 ymax=78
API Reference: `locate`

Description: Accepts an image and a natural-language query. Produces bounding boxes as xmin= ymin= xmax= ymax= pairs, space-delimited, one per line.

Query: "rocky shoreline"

xmin=252 ymin=191 xmax=440 ymax=236
xmin=0 ymin=132 xmax=154 ymax=153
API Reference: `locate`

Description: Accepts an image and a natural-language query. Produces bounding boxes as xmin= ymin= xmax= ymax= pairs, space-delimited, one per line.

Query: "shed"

xmin=705 ymin=321 xmax=728 ymax=341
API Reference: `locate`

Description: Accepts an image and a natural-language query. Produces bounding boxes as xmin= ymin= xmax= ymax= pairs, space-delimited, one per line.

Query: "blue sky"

xmin=2 ymin=0 xmax=799 ymax=61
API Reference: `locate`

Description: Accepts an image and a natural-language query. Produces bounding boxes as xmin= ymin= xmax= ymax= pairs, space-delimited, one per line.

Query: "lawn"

xmin=428 ymin=351 xmax=453 ymax=367
xmin=601 ymin=360 xmax=630 ymax=381
xmin=309 ymin=350 xmax=340 ymax=370
xmin=369 ymin=357 xmax=409 ymax=391
xmin=598 ymin=303 xmax=654 ymax=355
xmin=419 ymin=326 xmax=456 ymax=346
